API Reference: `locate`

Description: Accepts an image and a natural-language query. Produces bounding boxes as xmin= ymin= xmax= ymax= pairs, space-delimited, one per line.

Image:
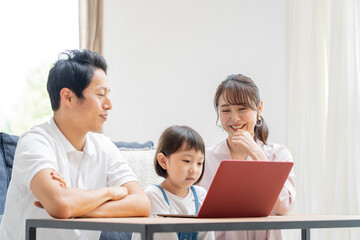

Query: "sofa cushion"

xmin=114 ymin=141 xmax=153 ymax=149
xmin=119 ymin=148 xmax=161 ymax=189
xmin=0 ymin=132 xmax=19 ymax=215
xmin=100 ymin=231 xmax=132 ymax=240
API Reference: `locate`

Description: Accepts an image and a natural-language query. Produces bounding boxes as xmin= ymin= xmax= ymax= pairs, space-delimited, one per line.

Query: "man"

xmin=0 ymin=49 xmax=150 ymax=240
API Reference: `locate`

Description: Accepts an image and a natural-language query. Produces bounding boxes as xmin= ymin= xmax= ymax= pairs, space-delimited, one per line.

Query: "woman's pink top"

xmin=199 ymin=140 xmax=296 ymax=240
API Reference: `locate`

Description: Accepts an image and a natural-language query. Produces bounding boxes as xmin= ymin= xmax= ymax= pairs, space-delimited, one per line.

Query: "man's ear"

xmin=157 ymin=152 xmax=167 ymax=170
xmin=59 ymin=88 xmax=73 ymax=107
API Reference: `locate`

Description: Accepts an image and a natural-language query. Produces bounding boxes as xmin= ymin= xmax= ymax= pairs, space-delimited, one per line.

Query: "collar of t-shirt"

xmin=49 ymin=117 xmax=95 ymax=157
xmin=50 ymin=117 xmax=97 ymax=188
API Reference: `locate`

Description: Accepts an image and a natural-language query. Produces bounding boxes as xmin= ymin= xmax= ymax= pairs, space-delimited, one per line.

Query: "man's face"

xmin=73 ymin=68 xmax=112 ymax=133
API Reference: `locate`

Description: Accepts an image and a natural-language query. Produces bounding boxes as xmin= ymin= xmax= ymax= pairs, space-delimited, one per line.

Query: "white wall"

xmin=103 ymin=0 xmax=287 ymax=148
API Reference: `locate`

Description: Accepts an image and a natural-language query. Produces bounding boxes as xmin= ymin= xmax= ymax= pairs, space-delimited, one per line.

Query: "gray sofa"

xmin=0 ymin=132 xmax=158 ymax=240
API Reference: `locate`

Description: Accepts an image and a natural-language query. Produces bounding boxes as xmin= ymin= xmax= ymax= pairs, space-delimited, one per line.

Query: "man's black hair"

xmin=47 ymin=49 xmax=107 ymax=111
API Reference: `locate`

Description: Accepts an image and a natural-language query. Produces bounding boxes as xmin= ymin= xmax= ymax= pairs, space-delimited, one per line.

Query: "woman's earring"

xmin=217 ymin=123 xmax=225 ymax=131
xmin=255 ymin=117 xmax=262 ymax=127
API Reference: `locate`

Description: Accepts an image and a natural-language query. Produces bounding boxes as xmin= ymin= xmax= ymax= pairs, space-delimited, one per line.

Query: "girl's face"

xmin=218 ymin=93 xmax=263 ymax=138
xmin=160 ymin=149 xmax=204 ymax=195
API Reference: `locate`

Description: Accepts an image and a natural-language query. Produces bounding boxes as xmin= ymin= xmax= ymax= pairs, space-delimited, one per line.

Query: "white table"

xmin=26 ymin=214 xmax=360 ymax=240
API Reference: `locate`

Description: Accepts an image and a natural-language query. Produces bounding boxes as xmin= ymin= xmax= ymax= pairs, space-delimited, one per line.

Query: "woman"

xmin=199 ymin=74 xmax=295 ymax=240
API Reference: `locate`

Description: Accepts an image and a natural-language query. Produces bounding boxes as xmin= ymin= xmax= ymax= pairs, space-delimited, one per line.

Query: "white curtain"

xmin=286 ymin=0 xmax=360 ymax=239
xmin=325 ymin=0 xmax=360 ymax=238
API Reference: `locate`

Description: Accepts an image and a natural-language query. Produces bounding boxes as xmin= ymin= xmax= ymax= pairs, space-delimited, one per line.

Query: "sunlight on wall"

xmin=0 ymin=0 xmax=79 ymax=135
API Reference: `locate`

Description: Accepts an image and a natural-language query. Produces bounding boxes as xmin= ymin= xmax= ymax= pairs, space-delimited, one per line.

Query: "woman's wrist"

xmin=248 ymin=144 xmax=267 ymax=161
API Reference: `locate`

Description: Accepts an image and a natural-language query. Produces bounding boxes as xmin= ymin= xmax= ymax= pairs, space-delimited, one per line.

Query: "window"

xmin=0 ymin=0 xmax=79 ymax=135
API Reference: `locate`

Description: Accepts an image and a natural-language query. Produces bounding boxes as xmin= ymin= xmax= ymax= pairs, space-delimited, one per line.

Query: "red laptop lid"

xmin=197 ymin=160 xmax=293 ymax=218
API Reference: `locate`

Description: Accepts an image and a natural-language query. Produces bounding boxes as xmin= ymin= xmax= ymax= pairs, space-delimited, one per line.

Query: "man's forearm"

xmin=81 ymin=182 xmax=151 ymax=218
xmin=82 ymin=194 xmax=151 ymax=218
xmin=53 ymin=187 xmax=120 ymax=218
xmin=30 ymin=168 xmax=128 ymax=219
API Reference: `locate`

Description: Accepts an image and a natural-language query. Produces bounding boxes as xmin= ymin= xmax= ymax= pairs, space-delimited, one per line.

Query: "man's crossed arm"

xmin=30 ymin=168 xmax=151 ymax=219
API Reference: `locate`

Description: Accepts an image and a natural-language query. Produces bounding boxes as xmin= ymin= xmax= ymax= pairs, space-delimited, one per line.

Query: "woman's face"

xmin=218 ymin=93 xmax=263 ymax=138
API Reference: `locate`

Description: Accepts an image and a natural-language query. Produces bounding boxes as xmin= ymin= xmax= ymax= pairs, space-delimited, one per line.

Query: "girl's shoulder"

xmin=144 ymin=185 xmax=167 ymax=200
xmin=193 ymin=185 xmax=207 ymax=193
xmin=193 ymin=185 xmax=207 ymax=200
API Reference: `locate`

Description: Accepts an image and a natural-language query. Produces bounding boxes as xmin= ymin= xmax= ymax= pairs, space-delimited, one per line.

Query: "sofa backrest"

xmin=0 ymin=132 xmax=19 ymax=215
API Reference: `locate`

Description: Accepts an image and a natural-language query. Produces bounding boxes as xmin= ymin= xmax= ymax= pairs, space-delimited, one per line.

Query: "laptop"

xmin=158 ymin=160 xmax=293 ymax=218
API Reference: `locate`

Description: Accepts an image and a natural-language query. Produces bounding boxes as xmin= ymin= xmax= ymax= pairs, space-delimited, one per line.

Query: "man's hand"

xmin=109 ymin=186 xmax=128 ymax=200
xmin=30 ymin=168 xmax=127 ymax=219
xmin=34 ymin=186 xmax=128 ymax=209
xmin=30 ymin=169 xmax=150 ymax=218
xmin=50 ymin=170 xmax=67 ymax=188
xmin=34 ymin=170 xmax=66 ymax=209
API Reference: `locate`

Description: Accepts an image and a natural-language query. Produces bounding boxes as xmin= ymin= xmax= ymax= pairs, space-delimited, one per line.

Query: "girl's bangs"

xmin=179 ymin=139 xmax=205 ymax=155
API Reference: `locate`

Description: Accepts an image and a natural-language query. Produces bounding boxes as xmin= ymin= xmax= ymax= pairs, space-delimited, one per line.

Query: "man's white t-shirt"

xmin=0 ymin=118 xmax=138 ymax=240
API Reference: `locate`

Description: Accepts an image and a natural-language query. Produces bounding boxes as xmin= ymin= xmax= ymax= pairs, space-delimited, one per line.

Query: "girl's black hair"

xmin=154 ymin=125 xmax=205 ymax=184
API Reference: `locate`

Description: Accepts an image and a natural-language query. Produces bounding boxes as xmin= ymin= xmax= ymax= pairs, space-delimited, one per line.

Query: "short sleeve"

xmin=194 ymin=185 xmax=207 ymax=205
xmin=145 ymin=185 xmax=171 ymax=216
xmin=13 ymin=131 xmax=58 ymax=188
xmin=98 ymin=136 xmax=138 ymax=187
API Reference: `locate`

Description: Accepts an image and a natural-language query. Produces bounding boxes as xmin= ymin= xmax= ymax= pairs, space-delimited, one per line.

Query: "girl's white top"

xmin=132 ymin=185 xmax=215 ymax=240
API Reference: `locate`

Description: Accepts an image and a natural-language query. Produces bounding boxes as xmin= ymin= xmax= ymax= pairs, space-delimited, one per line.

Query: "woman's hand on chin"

xmin=230 ymin=130 xmax=267 ymax=161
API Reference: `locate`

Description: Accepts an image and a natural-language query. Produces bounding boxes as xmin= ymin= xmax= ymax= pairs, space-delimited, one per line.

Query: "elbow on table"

xmin=45 ymin=197 xmax=74 ymax=219
xmin=273 ymin=198 xmax=295 ymax=215
xmin=135 ymin=196 xmax=151 ymax=217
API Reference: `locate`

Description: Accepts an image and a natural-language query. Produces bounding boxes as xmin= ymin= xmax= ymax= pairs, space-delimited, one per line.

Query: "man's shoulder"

xmin=19 ymin=121 xmax=56 ymax=146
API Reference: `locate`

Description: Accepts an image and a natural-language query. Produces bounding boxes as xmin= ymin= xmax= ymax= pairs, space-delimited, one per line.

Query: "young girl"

xmin=199 ymin=74 xmax=295 ymax=240
xmin=132 ymin=125 xmax=214 ymax=240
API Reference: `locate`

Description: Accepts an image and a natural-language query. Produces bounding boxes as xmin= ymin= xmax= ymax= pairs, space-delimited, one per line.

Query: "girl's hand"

xmin=230 ymin=130 xmax=268 ymax=161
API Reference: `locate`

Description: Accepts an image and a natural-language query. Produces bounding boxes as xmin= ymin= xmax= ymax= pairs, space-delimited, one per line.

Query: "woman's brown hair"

xmin=214 ymin=74 xmax=269 ymax=144
xmin=154 ymin=125 xmax=205 ymax=184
